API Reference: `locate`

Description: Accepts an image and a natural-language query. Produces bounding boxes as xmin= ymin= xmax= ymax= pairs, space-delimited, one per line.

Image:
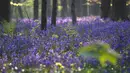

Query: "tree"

xmin=71 ymin=0 xmax=77 ymax=24
xmin=51 ymin=0 xmax=57 ymax=26
xmin=75 ymin=0 xmax=82 ymax=17
xmin=41 ymin=0 xmax=47 ymax=30
xmin=61 ymin=0 xmax=68 ymax=17
xmin=100 ymin=0 xmax=111 ymax=19
xmin=90 ymin=4 xmax=100 ymax=16
xmin=0 ymin=0 xmax=10 ymax=22
xmin=34 ymin=0 xmax=39 ymax=19
xmin=112 ymin=0 xmax=129 ymax=20
xmin=82 ymin=0 xmax=88 ymax=16
xmin=14 ymin=0 xmax=23 ymax=18
xmin=100 ymin=0 xmax=129 ymax=20
xmin=47 ymin=0 xmax=52 ymax=17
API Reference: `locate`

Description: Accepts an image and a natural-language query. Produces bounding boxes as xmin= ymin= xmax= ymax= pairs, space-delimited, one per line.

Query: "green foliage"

xmin=57 ymin=5 xmax=63 ymax=12
xmin=1 ymin=20 xmax=16 ymax=36
xmin=64 ymin=24 xmax=78 ymax=36
xmin=79 ymin=40 xmax=121 ymax=67
xmin=22 ymin=0 xmax=33 ymax=7
xmin=10 ymin=0 xmax=33 ymax=7
xmin=52 ymin=34 xmax=59 ymax=38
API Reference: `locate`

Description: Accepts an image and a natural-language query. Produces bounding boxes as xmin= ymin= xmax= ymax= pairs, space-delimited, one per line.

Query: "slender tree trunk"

xmin=91 ymin=4 xmax=100 ymax=16
xmin=100 ymin=0 xmax=111 ymax=19
xmin=47 ymin=0 xmax=52 ymax=17
xmin=51 ymin=0 xmax=57 ymax=26
xmin=82 ymin=0 xmax=87 ymax=16
xmin=61 ymin=0 xmax=68 ymax=17
xmin=18 ymin=7 xmax=23 ymax=18
xmin=0 ymin=0 xmax=10 ymax=22
xmin=12 ymin=0 xmax=23 ymax=19
xmin=17 ymin=0 xmax=23 ymax=18
xmin=75 ymin=0 xmax=82 ymax=17
xmin=67 ymin=0 xmax=71 ymax=16
xmin=71 ymin=0 xmax=77 ymax=24
xmin=34 ymin=0 xmax=39 ymax=19
xmin=41 ymin=0 xmax=47 ymax=30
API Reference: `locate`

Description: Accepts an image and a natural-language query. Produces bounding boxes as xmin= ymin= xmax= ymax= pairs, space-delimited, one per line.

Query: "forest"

xmin=0 ymin=0 xmax=130 ymax=73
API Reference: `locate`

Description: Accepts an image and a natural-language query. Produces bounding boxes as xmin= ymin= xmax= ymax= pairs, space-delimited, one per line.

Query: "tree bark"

xmin=34 ymin=0 xmax=39 ymax=19
xmin=51 ymin=0 xmax=57 ymax=26
xmin=71 ymin=0 xmax=77 ymax=24
xmin=41 ymin=0 xmax=47 ymax=30
xmin=0 ymin=0 xmax=10 ymax=22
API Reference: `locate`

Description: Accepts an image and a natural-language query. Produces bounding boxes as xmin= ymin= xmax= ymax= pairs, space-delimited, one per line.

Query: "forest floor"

xmin=0 ymin=16 xmax=130 ymax=73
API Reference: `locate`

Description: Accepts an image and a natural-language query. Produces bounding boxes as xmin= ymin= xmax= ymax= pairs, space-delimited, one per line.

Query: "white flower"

xmin=22 ymin=69 xmax=25 ymax=72
xmin=14 ymin=66 xmax=18 ymax=70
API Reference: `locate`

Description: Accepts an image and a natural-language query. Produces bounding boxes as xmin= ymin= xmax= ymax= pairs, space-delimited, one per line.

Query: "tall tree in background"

xmin=47 ymin=0 xmax=52 ymax=17
xmin=100 ymin=0 xmax=111 ymax=19
xmin=61 ymin=0 xmax=68 ymax=17
xmin=112 ymin=0 xmax=129 ymax=20
xmin=51 ymin=0 xmax=57 ymax=26
xmin=67 ymin=0 xmax=71 ymax=16
xmin=0 ymin=0 xmax=10 ymax=22
xmin=75 ymin=0 xmax=82 ymax=17
xmin=71 ymin=0 xmax=77 ymax=24
xmin=14 ymin=0 xmax=23 ymax=18
xmin=34 ymin=0 xmax=39 ymax=19
xmin=82 ymin=0 xmax=87 ymax=16
xmin=91 ymin=4 xmax=100 ymax=16
xmin=41 ymin=0 xmax=47 ymax=30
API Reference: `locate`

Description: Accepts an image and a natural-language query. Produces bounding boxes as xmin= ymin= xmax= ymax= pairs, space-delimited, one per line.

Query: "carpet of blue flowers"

xmin=0 ymin=16 xmax=130 ymax=73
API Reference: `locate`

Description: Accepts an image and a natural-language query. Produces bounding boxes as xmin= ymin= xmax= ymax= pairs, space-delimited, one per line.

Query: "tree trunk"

xmin=82 ymin=0 xmax=87 ymax=16
xmin=91 ymin=4 xmax=100 ymax=16
xmin=51 ymin=0 xmax=57 ymax=26
xmin=67 ymin=0 xmax=71 ymax=16
xmin=100 ymin=0 xmax=111 ymax=19
xmin=61 ymin=0 xmax=68 ymax=17
xmin=18 ymin=7 xmax=23 ymax=18
xmin=112 ymin=0 xmax=129 ymax=20
xmin=41 ymin=0 xmax=47 ymax=30
xmin=0 ymin=0 xmax=10 ymax=22
xmin=47 ymin=0 xmax=52 ymax=17
xmin=34 ymin=0 xmax=39 ymax=19
xmin=71 ymin=0 xmax=77 ymax=24
xmin=75 ymin=0 xmax=82 ymax=17
xmin=17 ymin=0 xmax=23 ymax=18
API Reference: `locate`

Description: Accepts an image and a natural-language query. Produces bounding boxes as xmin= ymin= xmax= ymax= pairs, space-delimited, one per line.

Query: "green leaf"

xmin=78 ymin=40 xmax=121 ymax=67
xmin=79 ymin=46 xmax=100 ymax=58
xmin=52 ymin=34 xmax=59 ymax=38
xmin=1 ymin=20 xmax=16 ymax=36
xmin=99 ymin=53 xmax=117 ymax=67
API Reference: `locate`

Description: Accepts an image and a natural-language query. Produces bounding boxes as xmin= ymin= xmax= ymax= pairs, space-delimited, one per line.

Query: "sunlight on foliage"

xmin=55 ymin=62 xmax=64 ymax=69
xmin=22 ymin=0 xmax=33 ymax=7
xmin=52 ymin=34 xmax=59 ymax=38
xmin=10 ymin=2 xmax=23 ymax=6
xmin=58 ymin=6 xmax=63 ymax=12
xmin=79 ymin=40 xmax=121 ymax=67
xmin=10 ymin=0 xmax=33 ymax=7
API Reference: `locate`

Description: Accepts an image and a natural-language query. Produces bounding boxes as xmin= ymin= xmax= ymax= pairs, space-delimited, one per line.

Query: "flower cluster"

xmin=0 ymin=16 xmax=130 ymax=73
